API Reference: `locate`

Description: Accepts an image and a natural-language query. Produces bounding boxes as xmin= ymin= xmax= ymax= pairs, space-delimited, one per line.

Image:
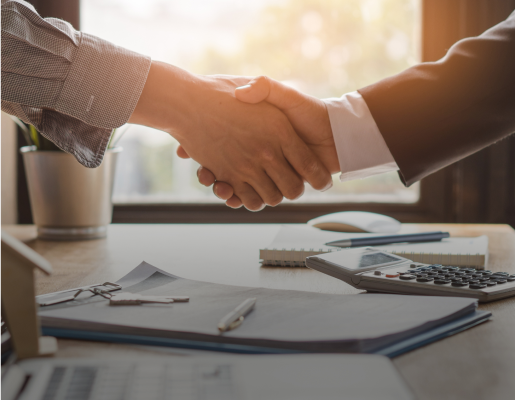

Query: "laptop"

xmin=2 ymin=353 xmax=415 ymax=400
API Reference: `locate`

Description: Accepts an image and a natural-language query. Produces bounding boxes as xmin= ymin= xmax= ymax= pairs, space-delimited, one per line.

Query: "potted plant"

xmin=13 ymin=117 xmax=125 ymax=240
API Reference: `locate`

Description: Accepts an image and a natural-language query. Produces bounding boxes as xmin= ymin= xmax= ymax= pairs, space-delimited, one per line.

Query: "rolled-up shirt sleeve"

xmin=1 ymin=0 xmax=151 ymax=167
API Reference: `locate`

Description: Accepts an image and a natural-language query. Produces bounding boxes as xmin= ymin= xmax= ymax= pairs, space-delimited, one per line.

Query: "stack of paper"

xmin=37 ymin=262 xmax=488 ymax=355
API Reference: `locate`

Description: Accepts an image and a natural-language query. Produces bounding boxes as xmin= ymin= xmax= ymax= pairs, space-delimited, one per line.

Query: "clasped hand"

xmin=176 ymin=75 xmax=341 ymax=210
xmin=130 ymin=62 xmax=339 ymax=211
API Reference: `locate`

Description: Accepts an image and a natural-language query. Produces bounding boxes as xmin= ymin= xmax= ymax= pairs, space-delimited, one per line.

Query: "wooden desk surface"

xmin=4 ymin=223 xmax=515 ymax=400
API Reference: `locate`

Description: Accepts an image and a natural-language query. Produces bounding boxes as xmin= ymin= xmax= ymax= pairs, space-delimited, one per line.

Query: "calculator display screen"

xmin=357 ymin=253 xmax=400 ymax=268
xmin=312 ymin=248 xmax=406 ymax=271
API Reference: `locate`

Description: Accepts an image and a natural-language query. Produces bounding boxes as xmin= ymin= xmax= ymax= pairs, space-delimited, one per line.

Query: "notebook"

xmin=37 ymin=262 xmax=488 ymax=355
xmin=260 ymin=226 xmax=489 ymax=268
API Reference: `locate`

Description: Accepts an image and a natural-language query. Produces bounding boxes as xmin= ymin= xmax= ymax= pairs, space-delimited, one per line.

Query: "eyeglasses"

xmin=38 ymin=282 xmax=122 ymax=307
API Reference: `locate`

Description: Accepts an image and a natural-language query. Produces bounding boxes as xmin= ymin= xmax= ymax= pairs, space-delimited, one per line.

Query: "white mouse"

xmin=307 ymin=211 xmax=401 ymax=233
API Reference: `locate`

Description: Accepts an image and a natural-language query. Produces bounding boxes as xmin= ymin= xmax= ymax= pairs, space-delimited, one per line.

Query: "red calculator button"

xmin=386 ymin=273 xmax=400 ymax=278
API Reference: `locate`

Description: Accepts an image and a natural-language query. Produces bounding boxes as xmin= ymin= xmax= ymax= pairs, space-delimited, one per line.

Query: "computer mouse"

xmin=307 ymin=211 xmax=401 ymax=233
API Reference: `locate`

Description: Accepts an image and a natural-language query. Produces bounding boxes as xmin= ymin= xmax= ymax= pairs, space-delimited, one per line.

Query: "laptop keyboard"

xmin=40 ymin=364 xmax=236 ymax=400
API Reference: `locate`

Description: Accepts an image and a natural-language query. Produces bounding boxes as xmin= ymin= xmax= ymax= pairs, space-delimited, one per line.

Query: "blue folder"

xmin=42 ymin=310 xmax=491 ymax=358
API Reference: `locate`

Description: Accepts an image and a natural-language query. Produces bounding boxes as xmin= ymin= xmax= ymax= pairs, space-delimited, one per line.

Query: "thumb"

xmin=235 ymin=76 xmax=304 ymax=111
xmin=176 ymin=145 xmax=190 ymax=159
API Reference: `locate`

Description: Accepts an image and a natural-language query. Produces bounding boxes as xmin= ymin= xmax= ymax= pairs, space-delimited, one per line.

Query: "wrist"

xmin=128 ymin=60 xmax=201 ymax=140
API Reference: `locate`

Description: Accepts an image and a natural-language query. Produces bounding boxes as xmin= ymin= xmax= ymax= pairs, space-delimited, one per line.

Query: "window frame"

xmin=16 ymin=0 xmax=515 ymax=226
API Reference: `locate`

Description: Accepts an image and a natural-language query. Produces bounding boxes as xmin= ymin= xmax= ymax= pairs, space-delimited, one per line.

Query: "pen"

xmin=325 ymin=231 xmax=450 ymax=248
xmin=217 ymin=298 xmax=256 ymax=333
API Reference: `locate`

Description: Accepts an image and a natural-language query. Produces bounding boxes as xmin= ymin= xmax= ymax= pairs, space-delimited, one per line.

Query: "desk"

xmin=4 ymin=223 xmax=515 ymax=400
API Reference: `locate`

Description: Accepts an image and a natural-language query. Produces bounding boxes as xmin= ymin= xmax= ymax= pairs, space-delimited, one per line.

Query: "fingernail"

xmin=321 ymin=180 xmax=333 ymax=192
xmin=236 ymin=84 xmax=252 ymax=90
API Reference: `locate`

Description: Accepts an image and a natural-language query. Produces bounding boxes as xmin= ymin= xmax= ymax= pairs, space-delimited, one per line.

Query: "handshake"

xmin=129 ymin=61 xmax=341 ymax=211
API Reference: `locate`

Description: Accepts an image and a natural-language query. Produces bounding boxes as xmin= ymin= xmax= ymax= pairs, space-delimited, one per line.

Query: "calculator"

xmin=305 ymin=247 xmax=515 ymax=302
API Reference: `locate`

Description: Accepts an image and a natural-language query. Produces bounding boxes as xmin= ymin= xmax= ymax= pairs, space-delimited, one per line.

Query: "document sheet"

xmin=38 ymin=262 xmax=478 ymax=352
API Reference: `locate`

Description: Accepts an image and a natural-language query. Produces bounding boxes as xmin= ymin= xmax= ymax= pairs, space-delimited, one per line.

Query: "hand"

xmin=178 ymin=76 xmax=340 ymax=208
xmin=129 ymin=62 xmax=333 ymax=211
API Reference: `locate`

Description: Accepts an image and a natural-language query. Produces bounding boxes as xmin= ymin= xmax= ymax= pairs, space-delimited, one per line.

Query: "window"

xmin=81 ymin=0 xmax=421 ymax=205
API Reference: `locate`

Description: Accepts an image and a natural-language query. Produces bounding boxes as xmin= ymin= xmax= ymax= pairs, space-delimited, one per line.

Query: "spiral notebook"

xmin=260 ymin=226 xmax=489 ymax=269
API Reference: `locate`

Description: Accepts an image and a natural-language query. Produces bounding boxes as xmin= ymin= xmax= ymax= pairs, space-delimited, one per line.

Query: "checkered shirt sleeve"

xmin=1 ymin=0 xmax=151 ymax=167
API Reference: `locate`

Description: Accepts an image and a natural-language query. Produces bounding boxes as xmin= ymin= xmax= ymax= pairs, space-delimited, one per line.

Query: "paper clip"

xmin=38 ymin=282 xmax=122 ymax=307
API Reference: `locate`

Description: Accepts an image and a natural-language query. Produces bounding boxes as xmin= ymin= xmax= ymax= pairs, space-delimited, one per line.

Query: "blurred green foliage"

xmin=194 ymin=0 xmax=418 ymax=98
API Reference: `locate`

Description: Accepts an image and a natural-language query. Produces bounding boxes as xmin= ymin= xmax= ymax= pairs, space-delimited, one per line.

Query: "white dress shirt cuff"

xmin=323 ymin=91 xmax=398 ymax=182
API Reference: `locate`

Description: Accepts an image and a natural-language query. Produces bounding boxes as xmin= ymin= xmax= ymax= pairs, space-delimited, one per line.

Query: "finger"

xmin=234 ymin=79 xmax=269 ymax=104
xmin=176 ymin=145 xmax=190 ymax=159
xmin=283 ymin=136 xmax=333 ymax=191
xmin=264 ymin=158 xmax=305 ymax=200
xmin=213 ymin=181 xmax=234 ymax=200
xmin=244 ymin=171 xmax=284 ymax=207
xmin=231 ymin=182 xmax=266 ymax=211
xmin=235 ymin=76 xmax=304 ymax=111
xmin=225 ymin=195 xmax=243 ymax=209
xmin=197 ymin=166 xmax=216 ymax=187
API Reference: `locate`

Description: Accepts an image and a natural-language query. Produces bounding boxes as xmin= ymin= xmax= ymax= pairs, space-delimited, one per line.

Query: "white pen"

xmin=217 ymin=298 xmax=256 ymax=333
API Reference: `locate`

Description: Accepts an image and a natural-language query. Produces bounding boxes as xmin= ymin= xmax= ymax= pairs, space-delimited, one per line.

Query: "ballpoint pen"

xmin=217 ymin=298 xmax=256 ymax=333
xmin=325 ymin=231 xmax=450 ymax=248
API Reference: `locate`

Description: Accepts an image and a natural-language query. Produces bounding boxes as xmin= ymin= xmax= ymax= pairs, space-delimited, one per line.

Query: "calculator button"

xmin=450 ymin=277 xmax=463 ymax=282
xmin=374 ymin=270 xmax=382 ymax=276
xmin=486 ymin=281 xmax=498 ymax=287
xmin=470 ymin=274 xmax=482 ymax=278
xmin=469 ymin=283 xmax=487 ymax=289
xmin=467 ymin=280 xmax=480 ymax=284
xmin=386 ymin=273 xmax=400 ymax=278
xmin=452 ymin=281 xmax=469 ymax=287
xmin=493 ymin=279 xmax=507 ymax=284
xmin=434 ymin=279 xmax=451 ymax=285
xmin=427 ymin=272 xmax=439 ymax=276
xmin=399 ymin=275 xmax=416 ymax=280
xmin=454 ymin=271 xmax=466 ymax=276
xmin=492 ymin=272 xmax=509 ymax=276
xmin=416 ymin=277 xmax=434 ymax=282
xmin=507 ymin=275 xmax=515 ymax=282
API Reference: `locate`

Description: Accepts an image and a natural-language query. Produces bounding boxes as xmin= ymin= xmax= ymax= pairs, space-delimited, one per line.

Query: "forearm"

xmin=359 ymin=11 xmax=515 ymax=186
xmin=1 ymin=0 xmax=151 ymax=168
